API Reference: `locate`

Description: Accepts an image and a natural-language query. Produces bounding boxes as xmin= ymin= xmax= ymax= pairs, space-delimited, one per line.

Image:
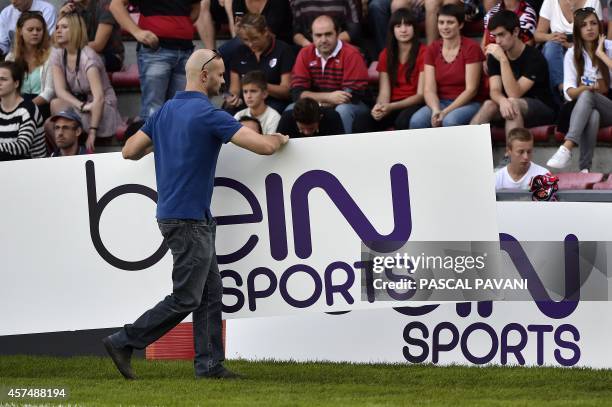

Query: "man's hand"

xmin=550 ymin=32 xmax=567 ymax=43
xmin=499 ymin=98 xmax=517 ymax=120
xmin=485 ymin=44 xmax=507 ymax=62
xmin=327 ymin=90 xmax=352 ymax=106
xmin=135 ymin=29 xmax=159 ymax=48
xmin=268 ymin=133 xmax=290 ymax=145
xmin=224 ymin=93 xmax=242 ymax=108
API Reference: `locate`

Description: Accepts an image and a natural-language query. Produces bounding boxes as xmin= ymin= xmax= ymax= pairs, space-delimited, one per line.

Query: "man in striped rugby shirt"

xmin=290 ymin=14 xmax=370 ymax=134
xmin=0 ymin=61 xmax=45 ymax=161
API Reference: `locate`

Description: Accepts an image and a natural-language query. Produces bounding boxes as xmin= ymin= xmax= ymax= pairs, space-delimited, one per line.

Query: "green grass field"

xmin=1 ymin=356 xmax=611 ymax=406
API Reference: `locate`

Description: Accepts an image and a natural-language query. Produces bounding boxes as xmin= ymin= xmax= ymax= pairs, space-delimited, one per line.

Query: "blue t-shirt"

xmin=142 ymin=91 xmax=242 ymax=220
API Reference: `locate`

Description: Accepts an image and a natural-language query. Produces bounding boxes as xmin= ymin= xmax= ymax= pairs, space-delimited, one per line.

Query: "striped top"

xmin=290 ymin=41 xmax=369 ymax=101
xmin=0 ymin=99 xmax=45 ymax=161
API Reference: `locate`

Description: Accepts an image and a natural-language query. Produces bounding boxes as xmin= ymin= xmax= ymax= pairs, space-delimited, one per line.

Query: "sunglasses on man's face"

xmin=201 ymin=49 xmax=221 ymax=71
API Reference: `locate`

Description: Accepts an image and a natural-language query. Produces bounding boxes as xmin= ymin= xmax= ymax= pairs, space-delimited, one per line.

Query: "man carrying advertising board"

xmin=102 ymin=49 xmax=289 ymax=380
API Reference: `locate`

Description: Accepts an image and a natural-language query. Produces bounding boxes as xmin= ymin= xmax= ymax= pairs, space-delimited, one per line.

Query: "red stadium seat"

xmin=593 ymin=176 xmax=612 ymax=190
xmin=556 ymin=172 xmax=604 ymax=189
xmin=555 ymin=126 xmax=612 ymax=143
xmin=110 ymin=63 xmax=140 ymax=89
xmin=490 ymin=125 xmax=553 ymax=143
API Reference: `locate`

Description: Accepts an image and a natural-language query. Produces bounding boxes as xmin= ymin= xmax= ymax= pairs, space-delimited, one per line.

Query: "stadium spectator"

xmin=5 ymin=11 xmax=54 ymax=120
xmin=58 ymin=0 xmax=125 ymax=73
xmin=546 ymin=8 xmax=612 ymax=172
xmin=0 ymin=0 xmax=56 ymax=58
xmin=0 ymin=60 xmax=45 ymax=160
xmin=534 ymin=0 xmax=602 ymax=102
xmin=481 ymin=0 xmax=536 ymax=48
xmin=291 ymin=15 xmax=369 ymax=133
xmin=225 ymin=0 xmax=292 ymax=43
xmin=353 ymin=8 xmax=425 ymax=133
xmin=470 ymin=11 xmax=554 ymax=138
xmin=233 ymin=71 xmax=280 ymax=133
xmin=495 ymin=127 xmax=548 ymax=190
xmin=290 ymin=0 xmax=362 ymax=47
xmin=409 ymin=4 xmax=484 ymax=129
xmin=277 ymin=97 xmax=345 ymax=138
xmin=238 ymin=115 xmax=263 ymax=133
xmin=391 ymin=0 xmax=481 ymax=45
xmin=51 ymin=13 xmax=122 ymax=152
xmin=109 ymin=0 xmax=200 ymax=121
xmin=225 ymin=13 xmax=293 ymax=113
xmin=218 ymin=0 xmax=292 ymax=83
xmin=50 ymin=108 xmax=87 ymax=156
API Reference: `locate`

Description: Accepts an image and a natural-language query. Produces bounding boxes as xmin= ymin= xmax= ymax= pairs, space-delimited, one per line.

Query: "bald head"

xmin=184 ymin=49 xmax=226 ymax=96
xmin=186 ymin=49 xmax=220 ymax=79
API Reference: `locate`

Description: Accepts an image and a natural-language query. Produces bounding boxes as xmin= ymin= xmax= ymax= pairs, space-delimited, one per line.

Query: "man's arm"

xmin=110 ymin=0 xmax=159 ymax=47
xmin=230 ymin=126 xmax=288 ymax=155
xmin=122 ymin=130 xmax=154 ymax=160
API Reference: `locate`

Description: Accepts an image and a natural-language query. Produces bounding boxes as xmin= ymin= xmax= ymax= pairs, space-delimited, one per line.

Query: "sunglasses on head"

xmin=574 ymin=6 xmax=595 ymax=15
xmin=201 ymin=49 xmax=221 ymax=71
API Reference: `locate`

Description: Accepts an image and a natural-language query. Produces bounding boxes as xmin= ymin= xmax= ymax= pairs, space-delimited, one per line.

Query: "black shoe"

xmin=197 ymin=366 xmax=243 ymax=380
xmin=102 ymin=336 xmax=136 ymax=380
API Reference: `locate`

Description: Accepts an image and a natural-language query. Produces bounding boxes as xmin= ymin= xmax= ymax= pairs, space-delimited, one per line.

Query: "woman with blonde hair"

xmin=6 ymin=11 xmax=54 ymax=120
xmin=50 ymin=13 xmax=121 ymax=152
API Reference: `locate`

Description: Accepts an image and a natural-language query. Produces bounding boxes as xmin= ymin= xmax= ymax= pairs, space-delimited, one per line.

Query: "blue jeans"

xmin=108 ymin=219 xmax=224 ymax=376
xmin=541 ymin=41 xmax=566 ymax=103
xmin=137 ymin=46 xmax=193 ymax=121
xmin=409 ymin=100 xmax=481 ymax=128
xmin=336 ymin=102 xmax=370 ymax=133
xmin=369 ymin=0 xmax=391 ymax=54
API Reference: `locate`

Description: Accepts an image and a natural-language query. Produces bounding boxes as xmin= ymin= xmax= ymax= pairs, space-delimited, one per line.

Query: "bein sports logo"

xmin=85 ymin=160 xmax=411 ymax=311
xmin=398 ymin=235 xmax=583 ymax=367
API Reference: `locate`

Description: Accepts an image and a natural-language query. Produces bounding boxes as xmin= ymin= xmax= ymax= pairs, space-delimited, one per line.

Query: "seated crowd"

xmin=1 ymin=0 xmax=612 ymax=191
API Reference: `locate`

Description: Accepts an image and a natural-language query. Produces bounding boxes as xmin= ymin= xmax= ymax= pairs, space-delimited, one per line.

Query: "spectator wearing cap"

xmin=0 ymin=0 xmax=56 ymax=58
xmin=225 ymin=13 xmax=293 ymax=114
xmin=59 ymin=0 xmax=125 ymax=72
xmin=291 ymin=15 xmax=369 ymax=134
xmin=277 ymin=97 xmax=345 ymax=138
xmin=110 ymin=0 xmax=201 ymax=121
xmin=0 ymin=60 xmax=46 ymax=161
xmin=50 ymin=108 xmax=87 ymax=156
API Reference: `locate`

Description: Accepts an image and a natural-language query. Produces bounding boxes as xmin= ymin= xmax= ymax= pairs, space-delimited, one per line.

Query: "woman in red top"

xmin=409 ymin=4 xmax=485 ymax=129
xmin=353 ymin=8 xmax=425 ymax=133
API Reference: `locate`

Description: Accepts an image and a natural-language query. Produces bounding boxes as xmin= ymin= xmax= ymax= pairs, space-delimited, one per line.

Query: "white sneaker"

xmin=547 ymin=146 xmax=572 ymax=168
xmin=580 ymin=168 xmax=589 ymax=173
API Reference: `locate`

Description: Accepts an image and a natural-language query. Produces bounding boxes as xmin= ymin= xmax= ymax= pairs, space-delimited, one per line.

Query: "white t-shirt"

xmin=539 ymin=0 xmax=602 ymax=34
xmin=563 ymin=39 xmax=612 ymax=100
xmin=234 ymin=106 xmax=281 ymax=134
xmin=495 ymin=162 xmax=549 ymax=190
